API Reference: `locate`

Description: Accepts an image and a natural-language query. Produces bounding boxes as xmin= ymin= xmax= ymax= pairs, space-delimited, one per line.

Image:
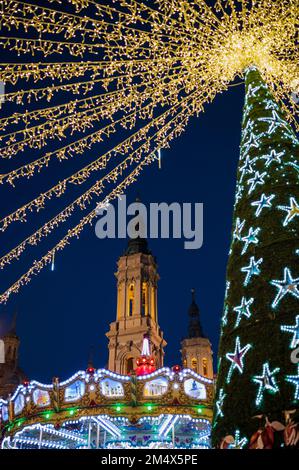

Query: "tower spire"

xmin=188 ymin=288 xmax=204 ymax=338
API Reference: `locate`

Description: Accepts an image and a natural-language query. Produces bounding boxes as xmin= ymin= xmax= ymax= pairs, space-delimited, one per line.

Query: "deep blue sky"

xmin=0 ymin=82 xmax=244 ymax=383
xmin=0 ymin=1 xmax=245 ymax=383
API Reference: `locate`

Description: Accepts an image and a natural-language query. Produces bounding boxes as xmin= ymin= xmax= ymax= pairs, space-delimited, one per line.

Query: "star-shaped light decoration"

xmin=226 ymin=337 xmax=251 ymax=383
xmin=241 ymin=256 xmax=263 ymax=286
xmin=271 ymin=267 xmax=299 ymax=308
xmin=251 ymin=194 xmax=275 ymax=217
xmin=259 ymin=110 xmax=292 ymax=135
xmin=286 ymin=365 xmax=299 ymax=401
xmin=264 ymin=100 xmax=279 ymax=112
xmin=241 ymin=133 xmax=260 ymax=156
xmin=233 ymin=297 xmax=254 ymax=327
xmin=278 ymin=197 xmax=299 ymax=227
xmin=241 ymin=227 xmax=260 ymax=255
xmin=239 ymin=155 xmax=255 ymax=182
xmin=247 ymin=171 xmax=267 ymax=194
xmin=260 ymin=149 xmax=285 ymax=167
xmin=253 ymin=362 xmax=280 ymax=406
xmin=242 ymin=119 xmax=255 ymax=141
xmin=215 ymin=388 xmax=226 ymax=419
xmin=233 ymin=218 xmax=245 ymax=241
xmin=281 ymin=315 xmax=299 ymax=349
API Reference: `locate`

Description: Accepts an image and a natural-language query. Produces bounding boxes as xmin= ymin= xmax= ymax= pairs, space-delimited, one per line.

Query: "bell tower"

xmin=106 ymin=237 xmax=166 ymax=375
xmin=181 ymin=289 xmax=213 ymax=379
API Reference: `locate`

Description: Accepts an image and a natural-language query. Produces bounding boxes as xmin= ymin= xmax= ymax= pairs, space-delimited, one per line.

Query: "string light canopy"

xmin=0 ymin=0 xmax=298 ymax=303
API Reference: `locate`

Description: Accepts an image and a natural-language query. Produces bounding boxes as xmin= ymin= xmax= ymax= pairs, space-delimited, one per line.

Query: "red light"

xmin=87 ymin=367 xmax=95 ymax=374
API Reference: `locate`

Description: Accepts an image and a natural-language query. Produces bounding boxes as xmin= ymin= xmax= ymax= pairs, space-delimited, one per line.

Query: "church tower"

xmin=181 ymin=289 xmax=213 ymax=379
xmin=0 ymin=313 xmax=27 ymax=398
xmin=106 ymin=237 xmax=166 ymax=375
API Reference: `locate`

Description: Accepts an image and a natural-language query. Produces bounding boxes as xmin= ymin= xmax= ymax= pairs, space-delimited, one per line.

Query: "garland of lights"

xmin=0 ymin=0 xmax=298 ymax=304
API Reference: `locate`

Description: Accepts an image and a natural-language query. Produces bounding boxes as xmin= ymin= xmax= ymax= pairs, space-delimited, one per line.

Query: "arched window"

xmin=128 ymin=283 xmax=134 ymax=316
xmin=142 ymin=282 xmax=148 ymax=316
xmin=183 ymin=358 xmax=187 ymax=369
xmin=191 ymin=357 xmax=197 ymax=371
xmin=202 ymin=358 xmax=208 ymax=377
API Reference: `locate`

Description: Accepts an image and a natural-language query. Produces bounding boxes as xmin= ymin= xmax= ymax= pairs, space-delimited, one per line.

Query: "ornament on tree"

xmin=241 ymin=256 xmax=263 ymax=286
xmin=270 ymin=268 xmax=299 ymax=309
xmin=252 ymin=362 xmax=280 ymax=406
xmin=241 ymin=227 xmax=260 ymax=254
xmin=251 ymin=194 xmax=275 ymax=217
xmin=278 ymin=197 xmax=299 ymax=227
xmin=281 ymin=316 xmax=299 ymax=349
xmin=215 ymin=388 xmax=226 ymax=420
xmin=226 ymin=337 xmax=251 ymax=383
xmin=233 ymin=297 xmax=254 ymax=328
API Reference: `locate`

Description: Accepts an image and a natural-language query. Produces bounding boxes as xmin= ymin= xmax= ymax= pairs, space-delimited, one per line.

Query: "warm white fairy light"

xmin=0 ymin=0 xmax=297 ymax=303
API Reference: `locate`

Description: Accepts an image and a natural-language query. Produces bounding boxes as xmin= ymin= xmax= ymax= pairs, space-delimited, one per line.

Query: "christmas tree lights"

xmin=213 ymin=64 xmax=299 ymax=447
xmin=252 ymin=363 xmax=280 ymax=406
xmin=281 ymin=316 xmax=299 ymax=349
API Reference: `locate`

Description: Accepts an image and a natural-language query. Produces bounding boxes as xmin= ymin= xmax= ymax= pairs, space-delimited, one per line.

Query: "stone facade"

xmin=106 ymin=238 xmax=166 ymax=374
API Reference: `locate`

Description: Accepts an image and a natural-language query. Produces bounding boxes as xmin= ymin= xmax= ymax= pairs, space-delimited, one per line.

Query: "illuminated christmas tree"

xmin=213 ymin=66 xmax=299 ymax=447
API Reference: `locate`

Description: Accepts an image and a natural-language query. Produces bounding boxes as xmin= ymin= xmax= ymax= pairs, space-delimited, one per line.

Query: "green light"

xmin=116 ymin=405 xmax=122 ymax=412
xmin=147 ymin=405 xmax=153 ymax=411
xmin=69 ymin=409 xmax=76 ymax=416
xmin=197 ymin=407 xmax=202 ymax=414
xmin=45 ymin=413 xmax=51 ymax=419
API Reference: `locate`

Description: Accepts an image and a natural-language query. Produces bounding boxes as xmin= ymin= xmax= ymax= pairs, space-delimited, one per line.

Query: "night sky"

xmin=0 ymin=3 xmax=245 ymax=383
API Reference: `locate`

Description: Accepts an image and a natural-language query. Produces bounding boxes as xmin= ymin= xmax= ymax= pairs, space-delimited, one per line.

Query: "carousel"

xmin=0 ymin=337 xmax=214 ymax=449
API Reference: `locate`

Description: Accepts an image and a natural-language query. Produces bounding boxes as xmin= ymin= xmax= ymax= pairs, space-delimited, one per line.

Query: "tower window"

xmin=202 ymin=358 xmax=208 ymax=377
xmin=183 ymin=358 xmax=187 ymax=368
xmin=142 ymin=282 xmax=148 ymax=316
xmin=191 ymin=357 xmax=197 ymax=371
xmin=128 ymin=283 xmax=134 ymax=316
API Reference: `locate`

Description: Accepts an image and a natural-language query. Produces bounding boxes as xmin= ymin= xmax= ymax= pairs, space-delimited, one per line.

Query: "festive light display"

xmin=0 ymin=0 xmax=297 ymax=303
xmin=0 ymin=367 xmax=213 ymax=449
xmin=213 ymin=63 xmax=299 ymax=447
xmin=215 ymin=389 xmax=226 ymax=420
xmin=270 ymin=268 xmax=299 ymax=309
xmin=233 ymin=297 xmax=254 ymax=328
xmin=225 ymin=337 xmax=251 ymax=383
xmin=278 ymin=197 xmax=299 ymax=227
xmin=251 ymin=194 xmax=275 ymax=217
xmin=252 ymin=363 xmax=280 ymax=406
xmin=241 ymin=256 xmax=263 ymax=286
xmin=281 ymin=316 xmax=299 ymax=349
